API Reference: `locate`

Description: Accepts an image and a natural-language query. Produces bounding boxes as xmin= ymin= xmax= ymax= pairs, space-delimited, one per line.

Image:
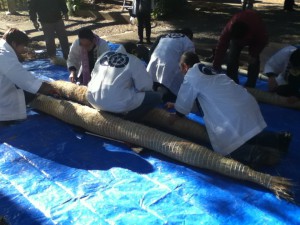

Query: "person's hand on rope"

xmin=164 ymin=102 xmax=175 ymax=110
xmin=69 ymin=71 xmax=76 ymax=83
xmin=38 ymin=82 xmax=61 ymax=98
xmin=268 ymin=77 xmax=278 ymax=91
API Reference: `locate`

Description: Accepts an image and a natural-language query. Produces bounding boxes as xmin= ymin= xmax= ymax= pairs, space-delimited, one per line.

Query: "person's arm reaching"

xmin=213 ymin=22 xmax=231 ymax=71
xmin=174 ymin=79 xmax=197 ymax=116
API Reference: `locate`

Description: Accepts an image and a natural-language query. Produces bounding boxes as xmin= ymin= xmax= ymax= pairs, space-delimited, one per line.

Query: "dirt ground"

xmin=0 ymin=0 xmax=299 ymax=68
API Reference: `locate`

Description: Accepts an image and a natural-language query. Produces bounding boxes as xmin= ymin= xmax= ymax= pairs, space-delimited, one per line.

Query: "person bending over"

xmin=264 ymin=45 xmax=300 ymax=103
xmin=87 ymin=45 xmax=161 ymax=122
xmin=0 ymin=28 xmax=59 ymax=125
xmin=167 ymin=52 xmax=292 ymax=167
xmin=212 ymin=10 xmax=268 ymax=88
xmin=147 ymin=28 xmax=195 ymax=102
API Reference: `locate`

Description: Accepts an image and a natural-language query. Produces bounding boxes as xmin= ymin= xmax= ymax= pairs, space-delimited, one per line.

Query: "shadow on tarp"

xmin=0 ymin=189 xmax=54 ymax=225
xmin=0 ymin=113 xmax=153 ymax=174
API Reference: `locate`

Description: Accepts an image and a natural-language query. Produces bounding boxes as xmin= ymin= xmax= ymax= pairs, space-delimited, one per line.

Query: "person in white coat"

xmin=87 ymin=45 xmax=161 ymax=121
xmin=166 ymin=52 xmax=292 ymax=167
xmin=67 ymin=27 xmax=109 ymax=86
xmin=147 ymin=28 xmax=195 ymax=102
xmin=264 ymin=45 xmax=300 ymax=102
xmin=0 ymin=28 xmax=58 ymax=125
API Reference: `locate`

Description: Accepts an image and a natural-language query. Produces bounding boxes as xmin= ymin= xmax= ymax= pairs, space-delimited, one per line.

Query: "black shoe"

xmin=278 ymin=131 xmax=293 ymax=154
xmin=137 ymin=40 xmax=144 ymax=44
xmin=146 ymin=40 xmax=153 ymax=45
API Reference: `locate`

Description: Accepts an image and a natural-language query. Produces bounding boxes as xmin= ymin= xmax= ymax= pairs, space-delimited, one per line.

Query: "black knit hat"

xmin=78 ymin=27 xmax=94 ymax=41
xmin=290 ymin=49 xmax=300 ymax=67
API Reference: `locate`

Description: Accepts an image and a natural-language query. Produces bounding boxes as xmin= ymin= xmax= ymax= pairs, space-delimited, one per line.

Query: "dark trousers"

xmin=275 ymin=85 xmax=300 ymax=98
xmin=284 ymin=0 xmax=294 ymax=10
xmin=230 ymin=130 xmax=287 ymax=167
xmin=227 ymin=40 xmax=260 ymax=88
xmin=275 ymin=73 xmax=300 ymax=97
xmin=41 ymin=19 xmax=70 ymax=59
xmin=24 ymin=91 xmax=36 ymax=105
xmin=137 ymin=12 xmax=151 ymax=42
xmin=123 ymin=91 xmax=162 ymax=122
xmin=153 ymin=82 xmax=176 ymax=103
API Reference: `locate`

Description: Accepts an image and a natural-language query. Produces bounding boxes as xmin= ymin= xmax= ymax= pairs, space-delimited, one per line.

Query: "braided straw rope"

xmin=51 ymin=81 xmax=210 ymax=143
xmin=247 ymin=88 xmax=300 ymax=110
xmin=30 ymin=95 xmax=294 ymax=202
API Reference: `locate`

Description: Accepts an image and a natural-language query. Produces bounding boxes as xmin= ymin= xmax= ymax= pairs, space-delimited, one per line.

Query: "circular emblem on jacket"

xmin=163 ymin=33 xmax=185 ymax=39
xmin=100 ymin=52 xmax=129 ymax=68
xmin=198 ymin=64 xmax=217 ymax=75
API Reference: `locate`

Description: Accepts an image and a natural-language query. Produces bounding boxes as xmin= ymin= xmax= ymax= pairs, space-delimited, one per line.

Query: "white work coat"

xmin=147 ymin=33 xmax=195 ymax=95
xmin=87 ymin=46 xmax=153 ymax=113
xmin=264 ymin=45 xmax=298 ymax=85
xmin=175 ymin=64 xmax=267 ymax=155
xmin=0 ymin=39 xmax=42 ymax=121
xmin=67 ymin=37 xmax=109 ymax=78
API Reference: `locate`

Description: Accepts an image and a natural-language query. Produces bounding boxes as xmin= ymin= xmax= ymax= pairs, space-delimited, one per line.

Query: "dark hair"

xmin=180 ymin=51 xmax=200 ymax=67
xmin=290 ymin=49 xmax=300 ymax=67
xmin=230 ymin=21 xmax=248 ymax=39
xmin=78 ymin=27 xmax=95 ymax=41
xmin=123 ymin=42 xmax=138 ymax=55
xmin=123 ymin=42 xmax=150 ymax=63
xmin=2 ymin=28 xmax=29 ymax=46
xmin=178 ymin=28 xmax=193 ymax=40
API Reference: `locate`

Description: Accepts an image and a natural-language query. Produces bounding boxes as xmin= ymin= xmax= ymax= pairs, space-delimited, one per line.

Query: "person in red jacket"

xmin=212 ymin=10 xmax=268 ymax=88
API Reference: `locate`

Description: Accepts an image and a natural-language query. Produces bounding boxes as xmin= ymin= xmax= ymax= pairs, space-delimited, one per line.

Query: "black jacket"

xmin=132 ymin=0 xmax=152 ymax=16
xmin=28 ymin=0 xmax=68 ymax=23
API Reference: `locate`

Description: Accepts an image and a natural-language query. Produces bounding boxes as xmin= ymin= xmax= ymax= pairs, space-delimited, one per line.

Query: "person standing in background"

xmin=132 ymin=0 xmax=153 ymax=44
xmin=6 ymin=0 xmax=19 ymax=15
xmin=212 ymin=10 xmax=268 ymax=88
xmin=28 ymin=0 xmax=70 ymax=59
xmin=284 ymin=0 xmax=296 ymax=11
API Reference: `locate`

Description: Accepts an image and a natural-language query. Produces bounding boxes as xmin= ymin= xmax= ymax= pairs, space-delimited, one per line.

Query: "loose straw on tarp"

xmin=30 ymin=95 xmax=294 ymax=202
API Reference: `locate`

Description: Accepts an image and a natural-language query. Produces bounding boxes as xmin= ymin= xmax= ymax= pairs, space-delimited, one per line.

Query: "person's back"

xmin=87 ymin=46 xmax=153 ymax=114
xmin=175 ymin=63 xmax=266 ymax=155
xmin=147 ymin=32 xmax=195 ymax=95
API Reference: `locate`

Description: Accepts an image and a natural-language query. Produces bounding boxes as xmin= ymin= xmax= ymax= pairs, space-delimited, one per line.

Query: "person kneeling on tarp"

xmin=67 ymin=27 xmax=109 ymax=86
xmin=264 ymin=45 xmax=300 ymax=103
xmin=166 ymin=52 xmax=292 ymax=168
xmin=0 ymin=28 xmax=59 ymax=125
xmin=86 ymin=44 xmax=161 ymax=122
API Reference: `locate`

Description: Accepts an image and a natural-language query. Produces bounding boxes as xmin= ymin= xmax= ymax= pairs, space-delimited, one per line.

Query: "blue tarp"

xmin=0 ymin=50 xmax=300 ymax=224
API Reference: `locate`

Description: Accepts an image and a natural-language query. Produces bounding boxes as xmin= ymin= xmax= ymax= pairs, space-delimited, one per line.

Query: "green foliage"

xmin=67 ymin=0 xmax=82 ymax=16
xmin=152 ymin=0 xmax=188 ymax=19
